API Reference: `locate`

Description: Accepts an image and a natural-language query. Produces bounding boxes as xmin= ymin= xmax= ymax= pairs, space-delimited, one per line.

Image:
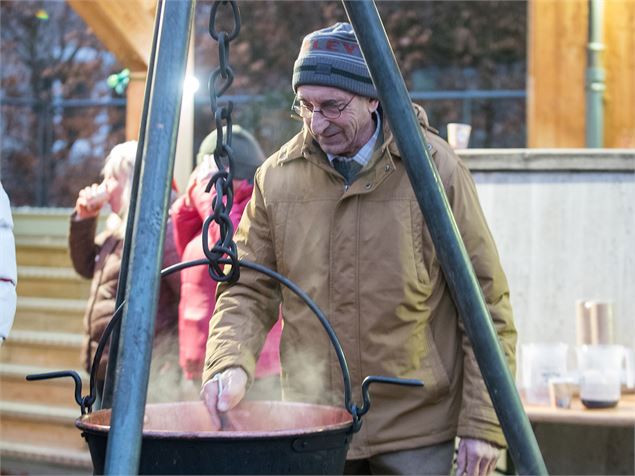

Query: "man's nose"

xmin=309 ymin=111 xmax=329 ymax=134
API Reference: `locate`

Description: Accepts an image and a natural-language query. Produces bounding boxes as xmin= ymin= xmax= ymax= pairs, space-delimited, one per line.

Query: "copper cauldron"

xmin=76 ymin=400 xmax=353 ymax=475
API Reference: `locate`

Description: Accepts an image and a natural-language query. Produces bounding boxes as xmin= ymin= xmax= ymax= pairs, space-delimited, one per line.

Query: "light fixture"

xmin=183 ymin=75 xmax=200 ymax=95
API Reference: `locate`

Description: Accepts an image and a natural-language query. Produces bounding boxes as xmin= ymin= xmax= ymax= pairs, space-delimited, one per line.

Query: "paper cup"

xmin=548 ymin=378 xmax=575 ymax=409
xmin=447 ymin=123 xmax=472 ymax=149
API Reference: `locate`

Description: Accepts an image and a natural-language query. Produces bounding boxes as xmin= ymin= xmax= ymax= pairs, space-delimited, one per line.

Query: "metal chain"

xmin=203 ymin=1 xmax=242 ymax=284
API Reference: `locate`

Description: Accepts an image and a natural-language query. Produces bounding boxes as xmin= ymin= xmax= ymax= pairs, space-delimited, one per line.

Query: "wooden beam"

xmin=527 ymin=0 xmax=588 ymax=147
xmin=126 ymin=72 xmax=147 ymax=141
xmin=604 ymin=0 xmax=635 ymax=148
xmin=68 ymin=0 xmax=156 ymax=71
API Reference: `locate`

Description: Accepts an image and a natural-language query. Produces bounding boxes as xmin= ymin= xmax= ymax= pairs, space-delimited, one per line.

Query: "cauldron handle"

xmin=26 ymin=300 xmax=125 ymax=415
xmin=26 ymin=370 xmax=94 ymax=414
xmin=357 ymin=376 xmax=423 ymax=418
xmin=163 ymin=258 xmax=424 ymax=431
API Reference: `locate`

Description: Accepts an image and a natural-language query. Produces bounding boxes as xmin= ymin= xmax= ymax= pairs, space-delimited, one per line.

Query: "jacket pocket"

xmin=376 ymin=321 xmax=452 ymax=406
xmin=413 ymin=324 xmax=452 ymax=404
xmin=409 ymin=201 xmax=432 ymax=285
xmin=275 ymin=200 xmax=333 ymax=280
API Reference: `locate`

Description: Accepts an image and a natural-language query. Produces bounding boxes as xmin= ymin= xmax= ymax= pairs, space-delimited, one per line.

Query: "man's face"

xmin=296 ymin=85 xmax=379 ymax=157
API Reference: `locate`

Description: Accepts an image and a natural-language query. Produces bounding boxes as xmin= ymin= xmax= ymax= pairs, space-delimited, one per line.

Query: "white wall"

xmin=463 ymin=150 xmax=634 ymax=350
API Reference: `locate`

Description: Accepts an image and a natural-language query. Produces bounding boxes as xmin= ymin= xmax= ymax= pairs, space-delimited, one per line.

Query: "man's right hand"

xmin=200 ymin=367 xmax=248 ymax=429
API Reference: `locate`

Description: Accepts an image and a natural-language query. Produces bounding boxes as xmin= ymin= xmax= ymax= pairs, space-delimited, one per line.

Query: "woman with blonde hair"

xmin=69 ymin=140 xmax=181 ymax=402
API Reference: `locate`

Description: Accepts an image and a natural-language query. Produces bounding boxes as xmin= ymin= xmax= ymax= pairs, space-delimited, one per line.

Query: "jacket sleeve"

xmin=68 ymin=214 xmax=99 ymax=279
xmin=162 ymin=216 xmax=182 ymax=297
xmin=0 ymin=185 xmax=17 ymax=340
xmin=190 ymin=176 xmax=215 ymax=223
xmin=170 ymin=194 xmax=202 ymax=257
xmin=442 ymin=150 xmax=517 ymax=448
xmin=202 ymin=166 xmax=281 ymax=385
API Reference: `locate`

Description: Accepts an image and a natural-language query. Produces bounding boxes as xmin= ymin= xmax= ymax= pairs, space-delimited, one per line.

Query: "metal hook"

xmin=356 ymin=376 xmax=424 ymax=419
xmin=26 ymin=370 xmax=95 ymax=414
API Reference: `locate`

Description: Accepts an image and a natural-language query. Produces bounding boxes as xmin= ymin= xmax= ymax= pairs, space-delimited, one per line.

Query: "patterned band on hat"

xmin=292 ymin=23 xmax=378 ymax=99
xmin=294 ymin=64 xmax=374 ymax=85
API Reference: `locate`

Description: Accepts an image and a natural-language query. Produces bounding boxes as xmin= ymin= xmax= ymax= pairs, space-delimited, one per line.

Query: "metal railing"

xmin=0 ymin=96 xmax=126 ymax=206
xmin=193 ymin=89 xmax=527 ymax=127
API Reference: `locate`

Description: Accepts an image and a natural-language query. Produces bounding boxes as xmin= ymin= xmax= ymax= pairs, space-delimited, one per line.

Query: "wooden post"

xmin=125 ymin=51 xmax=196 ymax=193
xmin=173 ymin=30 xmax=197 ymax=193
xmin=527 ymin=0 xmax=588 ymax=147
xmin=528 ymin=0 xmax=635 ymax=148
xmin=604 ymin=0 xmax=635 ymax=148
xmin=126 ymin=71 xmax=146 ymax=141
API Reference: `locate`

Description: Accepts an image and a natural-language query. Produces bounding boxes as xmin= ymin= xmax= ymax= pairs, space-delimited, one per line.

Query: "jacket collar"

xmin=384 ymin=103 xmax=438 ymax=159
xmin=276 ymin=103 xmax=437 ymax=166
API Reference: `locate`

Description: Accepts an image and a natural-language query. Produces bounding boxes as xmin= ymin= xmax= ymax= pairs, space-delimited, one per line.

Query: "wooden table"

xmin=520 ymin=393 xmax=635 ymax=475
xmin=524 ymin=392 xmax=635 ymax=426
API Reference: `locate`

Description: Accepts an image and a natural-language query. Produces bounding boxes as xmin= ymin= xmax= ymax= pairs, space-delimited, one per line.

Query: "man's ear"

xmin=368 ymin=98 xmax=379 ymax=113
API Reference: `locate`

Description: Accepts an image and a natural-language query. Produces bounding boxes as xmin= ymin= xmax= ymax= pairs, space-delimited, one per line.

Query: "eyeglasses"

xmin=291 ymin=95 xmax=355 ymax=120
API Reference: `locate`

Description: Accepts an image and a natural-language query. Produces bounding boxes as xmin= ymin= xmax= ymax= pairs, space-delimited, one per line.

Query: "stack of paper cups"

xmin=576 ymin=300 xmax=614 ymax=345
xmin=590 ymin=302 xmax=613 ymax=344
xmin=576 ymin=300 xmax=593 ymax=346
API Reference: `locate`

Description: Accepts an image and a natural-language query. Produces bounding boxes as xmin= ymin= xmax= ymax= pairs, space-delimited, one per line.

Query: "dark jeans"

xmin=344 ymin=440 xmax=455 ymax=475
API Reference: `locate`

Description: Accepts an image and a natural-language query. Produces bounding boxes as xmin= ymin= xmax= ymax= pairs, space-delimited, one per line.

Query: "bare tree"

xmin=1 ymin=1 xmax=124 ymax=206
xmin=193 ymin=0 xmax=527 ymax=152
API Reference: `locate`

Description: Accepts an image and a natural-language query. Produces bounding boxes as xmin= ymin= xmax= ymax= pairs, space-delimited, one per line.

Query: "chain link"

xmin=204 ymin=1 xmax=242 ymax=284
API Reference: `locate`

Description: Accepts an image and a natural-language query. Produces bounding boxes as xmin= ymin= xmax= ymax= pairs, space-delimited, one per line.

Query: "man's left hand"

xmin=456 ymin=437 xmax=500 ymax=476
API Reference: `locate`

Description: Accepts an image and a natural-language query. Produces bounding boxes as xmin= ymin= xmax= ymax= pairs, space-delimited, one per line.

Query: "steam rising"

xmin=146 ymin=332 xmax=183 ymax=403
xmin=144 ymin=329 xmax=346 ymax=424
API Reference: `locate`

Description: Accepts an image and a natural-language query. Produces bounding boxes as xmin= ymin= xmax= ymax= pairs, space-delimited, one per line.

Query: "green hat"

xmin=196 ymin=125 xmax=266 ymax=181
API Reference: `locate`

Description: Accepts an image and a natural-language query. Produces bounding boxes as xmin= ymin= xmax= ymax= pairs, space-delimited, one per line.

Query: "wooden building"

xmin=69 ymin=0 xmax=635 ymax=148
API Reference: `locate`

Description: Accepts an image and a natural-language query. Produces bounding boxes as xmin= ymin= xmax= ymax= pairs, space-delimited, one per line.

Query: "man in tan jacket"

xmin=202 ymin=22 xmax=516 ymax=476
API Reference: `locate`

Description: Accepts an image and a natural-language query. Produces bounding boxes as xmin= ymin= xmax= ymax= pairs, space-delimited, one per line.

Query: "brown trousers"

xmin=344 ymin=440 xmax=455 ymax=475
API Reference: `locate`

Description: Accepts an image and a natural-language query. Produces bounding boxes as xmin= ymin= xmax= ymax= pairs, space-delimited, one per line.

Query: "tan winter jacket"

xmin=204 ymin=104 xmax=517 ymax=459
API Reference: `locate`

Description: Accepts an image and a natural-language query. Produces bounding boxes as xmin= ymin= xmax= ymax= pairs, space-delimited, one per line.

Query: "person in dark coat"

xmin=69 ymin=140 xmax=181 ymax=402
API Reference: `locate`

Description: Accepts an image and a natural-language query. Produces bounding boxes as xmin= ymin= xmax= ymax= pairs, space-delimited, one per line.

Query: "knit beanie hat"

xmin=292 ymin=22 xmax=378 ymax=99
xmin=196 ymin=125 xmax=265 ymax=181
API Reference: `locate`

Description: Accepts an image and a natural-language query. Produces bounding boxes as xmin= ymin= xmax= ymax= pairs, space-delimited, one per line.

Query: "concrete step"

xmin=0 ymin=401 xmax=87 ymax=452
xmin=1 ymin=330 xmax=83 ymax=369
xmin=15 ymin=236 xmax=72 ymax=268
xmin=12 ymin=206 xmax=105 ymax=238
xmin=14 ymin=296 xmax=86 ymax=334
xmin=17 ymin=265 xmax=91 ymax=300
xmin=0 ymin=363 xmax=90 ymax=410
xmin=4 ymin=208 xmax=100 ymax=476
xmin=12 ymin=207 xmax=76 ymax=240
xmin=0 ymin=440 xmax=92 ymax=475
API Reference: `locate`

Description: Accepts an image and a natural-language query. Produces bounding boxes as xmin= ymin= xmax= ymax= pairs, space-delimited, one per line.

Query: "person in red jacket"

xmin=171 ymin=126 xmax=281 ymax=399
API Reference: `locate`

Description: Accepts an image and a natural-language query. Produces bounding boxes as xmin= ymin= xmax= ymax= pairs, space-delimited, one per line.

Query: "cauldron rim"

xmin=76 ymin=400 xmax=354 ymax=439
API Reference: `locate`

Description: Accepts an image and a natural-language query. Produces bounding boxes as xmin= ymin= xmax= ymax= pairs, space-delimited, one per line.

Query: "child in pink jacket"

xmin=171 ymin=127 xmax=281 ymax=397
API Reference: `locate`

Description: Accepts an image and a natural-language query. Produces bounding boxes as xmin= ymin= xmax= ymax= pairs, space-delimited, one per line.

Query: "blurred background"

xmin=1 ymin=0 xmax=530 ymax=206
xmin=0 ymin=2 xmax=633 ymax=474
